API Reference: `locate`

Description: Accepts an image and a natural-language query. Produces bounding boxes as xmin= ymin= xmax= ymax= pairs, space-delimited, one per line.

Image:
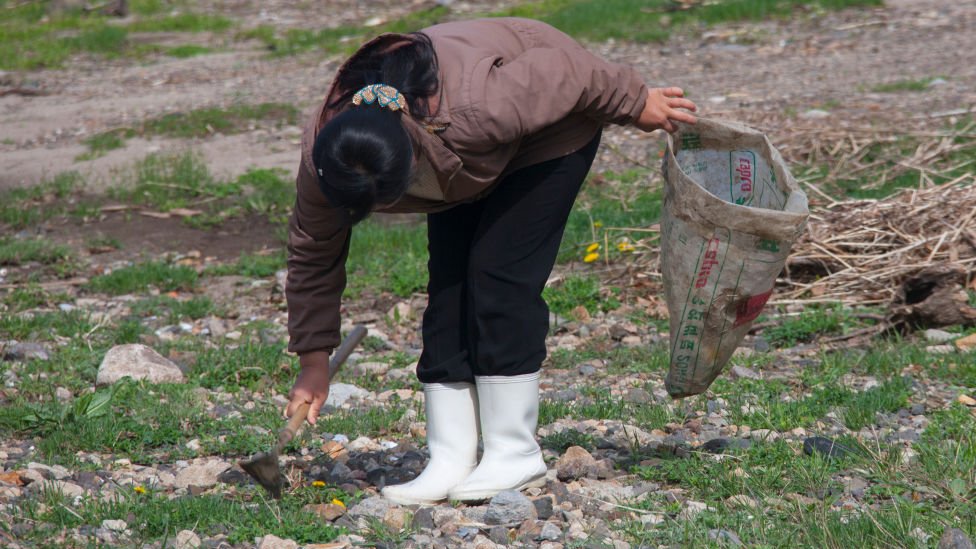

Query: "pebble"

xmin=803 ymin=436 xmax=854 ymax=459
xmin=326 ymin=383 xmax=369 ymax=407
xmin=708 ymin=529 xmax=743 ymax=546
xmin=2 ymin=342 xmax=50 ymax=362
xmin=96 ymin=344 xmax=185 ymax=386
xmin=173 ymin=461 xmax=232 ymax=490
xmin=257 ymin=535 xmax=299 ymax=549
xmin=533 ymin=497 xmax=554 ymax=520
xmin=537 ymin=522 xmax=562 ymax=541
xmin=556 ymin=446 xmax=598 ymax=481
xmin=486 ymin=491 xmax=538 ymax=525
xmin=939 ymin=528 xmax=975 ymax=549
xmin=678 ymin=500 xmax=708 ymax=520
xmin=800 ymin=109 xmax=831 ymax=119
xmin=55 ymin=387 xmax=72 ymax=400
xmin=924 ymin=329 xmax=956 ymax=343
xmin=348 ymin=496 xmax=397 ymax=520
xmin=355 ymin=362 xmax=390 ymax=376
xmin=731 ymin=365 xmax=761 ymax=380
xmin=101 ymin=519 xmax=128 ymax=532
xmin=171 ymin=530 xmax=201 ymax=549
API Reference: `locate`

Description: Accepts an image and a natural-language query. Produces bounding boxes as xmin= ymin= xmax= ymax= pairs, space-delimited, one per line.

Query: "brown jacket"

xmin=287 ymin=18 xmax=649 ymax=354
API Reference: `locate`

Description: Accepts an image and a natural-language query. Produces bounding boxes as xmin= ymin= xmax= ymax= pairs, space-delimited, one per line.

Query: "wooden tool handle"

xmin=276 ymin=325 xmax=368 ymax=451
xmin=329 ymin=325 xmax=368 ymax=380
xmin=278 ymin=401 xmax=310 ymax=450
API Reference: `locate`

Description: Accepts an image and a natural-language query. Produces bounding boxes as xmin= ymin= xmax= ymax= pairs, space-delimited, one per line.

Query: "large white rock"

xmin=96 ymin=344 xmax=185 ymax=386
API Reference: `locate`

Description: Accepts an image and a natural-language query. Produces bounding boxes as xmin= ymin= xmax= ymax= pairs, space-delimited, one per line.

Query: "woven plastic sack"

xmin=660 ymin=119 xmax=809 ymax=398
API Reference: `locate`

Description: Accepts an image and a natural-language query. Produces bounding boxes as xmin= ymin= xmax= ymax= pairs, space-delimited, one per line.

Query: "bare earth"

xmin=2 ymin=0 xmax=973 ymax=196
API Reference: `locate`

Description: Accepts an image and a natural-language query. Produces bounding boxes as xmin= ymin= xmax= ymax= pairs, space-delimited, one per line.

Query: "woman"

xmin=284 ymin=17 xmax=697 ymax=505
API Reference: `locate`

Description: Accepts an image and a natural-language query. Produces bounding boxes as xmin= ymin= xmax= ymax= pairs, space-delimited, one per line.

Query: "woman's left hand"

xmin=634 ymin=87 xmax=698 ymax=133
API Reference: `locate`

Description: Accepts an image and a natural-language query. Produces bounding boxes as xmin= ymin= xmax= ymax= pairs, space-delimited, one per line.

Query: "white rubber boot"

xmin=381 ymin=382 xmax=479 ymax=505
xmin=449 ymin=372 xmax=548 ymax=501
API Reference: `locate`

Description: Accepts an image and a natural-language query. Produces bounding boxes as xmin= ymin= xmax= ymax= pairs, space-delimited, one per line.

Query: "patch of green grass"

xmin=346 ymin=220 xmax=428 ymax=298
xmin=870 ymin=77 xmax=943 ymax=93
xmin=0 ymin=285 xmax=69 ymax=313
xmin=12 ymin=485 xmax=342 ymax=546
xmin=77 ymin=130 xmax=127 ymax=160
xmin=204 ymin=249 xmax=287 ymax=278
xmin=494 ymin=0 xmax=882 ymax=44
xmin=128 ymin=13 xmax=232 ymax=33
xmin=541 ymin=429 xmax=597 ymax=452
xmin=130 ymin=295 xmax=215 ymax=323
xmin=561 ymin=169 xmax=663 ymax=263
xmin=761 ymin=304 xmax=859 ymax=347
xmin=544 ymin=274 xmax=621 ymax=317
xmin=190 ymin=340 xmax=294 ymax=393
xmin=0 ymin=2 xmax=232 ymax=71
xmin=717 ymin=376 xmax=913 ymax=432
xmin=0 ymin=171 xmax=83 ymax=230
xmin=0 ymin=237 xmax=71 ymax=266
xmin=253 ymin=6 xmax=450 ymax=57
xmin=86 ymin=261 xmax=198 ymax=295
xmin=0 ymin=310 xmax=95 ymax=342
xmin=165 ymin=44 xmax=213 ymax=58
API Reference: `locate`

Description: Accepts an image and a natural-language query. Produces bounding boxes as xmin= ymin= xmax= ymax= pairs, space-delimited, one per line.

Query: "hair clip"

xmin=352 ymin=84 xmax=408 ymax=112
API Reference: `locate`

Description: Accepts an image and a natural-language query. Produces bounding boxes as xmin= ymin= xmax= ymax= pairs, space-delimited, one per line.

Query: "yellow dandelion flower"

xmin=311 ymin=480 xmax=326 ymax=488
xmin=593 ymin=221 xmax=603 ymax=228
xmin=617 ymin=241 xmax=635 ymax=252
xmin=586 ymin=242 xmax=600 ymax=253
xmin=583 ymin=252 xmax=599 ymax=263
xmin=133 ymin=485 xmax=146 ymax=494
xmin=331 ymin=498 xmax=346 ymax=508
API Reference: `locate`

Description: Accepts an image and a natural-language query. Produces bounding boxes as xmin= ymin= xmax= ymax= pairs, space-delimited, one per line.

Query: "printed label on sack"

xmin=729 ymin=150 xmax=756 ymax=206
xmin=671 ymin=235 xmax=728 ymax=385
xmin=733 ymin=289 xmax=773 ymax=328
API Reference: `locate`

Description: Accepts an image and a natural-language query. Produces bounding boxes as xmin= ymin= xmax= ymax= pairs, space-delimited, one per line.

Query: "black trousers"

xmin=417 ymin=132 xmax=602 ymax=383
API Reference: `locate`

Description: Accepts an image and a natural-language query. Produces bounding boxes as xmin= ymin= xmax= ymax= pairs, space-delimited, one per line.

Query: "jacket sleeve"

xmin=468 ymin=24 xmax=648 ymax=144
xmin=285 ymin=164 xmax=351 ymax=355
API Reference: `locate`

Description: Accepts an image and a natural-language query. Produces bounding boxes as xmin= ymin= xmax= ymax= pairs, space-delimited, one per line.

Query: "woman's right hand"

xmin=286 ymin=351 xmax=332 ymax=426
xmin=634 ymin=87 xmax=698 ymax=133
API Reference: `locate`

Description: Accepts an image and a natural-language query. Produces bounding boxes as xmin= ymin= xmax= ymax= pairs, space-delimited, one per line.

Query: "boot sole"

xmin=448 ymin=475 xmax=547 ymax=502
xmin=381 ymin=489 xmax=447 ymax=506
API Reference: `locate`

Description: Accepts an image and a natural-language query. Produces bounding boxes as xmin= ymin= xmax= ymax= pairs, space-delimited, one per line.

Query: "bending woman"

xmin=284 ymin=17 xmax=697 ymax=505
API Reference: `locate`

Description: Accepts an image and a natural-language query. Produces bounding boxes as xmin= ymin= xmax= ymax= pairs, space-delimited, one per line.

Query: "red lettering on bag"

xmin=733 ymin=289 xmax=773 ymax=327
xmin=694 ymin=238 xmax=721 ymax=288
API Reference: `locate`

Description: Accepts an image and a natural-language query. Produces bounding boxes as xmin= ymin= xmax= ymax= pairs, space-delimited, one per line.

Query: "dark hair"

xmin=313 ymin=33 xmax=439 ymax=225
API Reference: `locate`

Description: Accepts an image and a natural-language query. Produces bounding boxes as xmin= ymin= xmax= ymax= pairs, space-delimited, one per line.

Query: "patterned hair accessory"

xmin=351 ymin=84 xmax=408 ymax=112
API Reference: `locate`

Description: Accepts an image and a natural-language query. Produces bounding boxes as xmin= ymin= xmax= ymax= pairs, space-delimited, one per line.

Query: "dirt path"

xmin=1 ymin=0 xmax=974 ymax=192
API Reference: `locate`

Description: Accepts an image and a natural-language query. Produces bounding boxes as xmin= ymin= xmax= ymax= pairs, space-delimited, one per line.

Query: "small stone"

xmin=927 ymin=345 xmax=956 ymax=355
xmin=803 ymin=436 xmax=854 ymax=459
xmin=28 ymin=480 xmax=84 ymax=498
xmin=678 ymin=500 xmax=708 ymax=520
xmin=383 ymin=507 xmax=408 ymax=530
xmin=731 ymin=365 xmax=761 ymax=380
xmin=486 ymin=490 xmax=537 ymax=525
xmin=938 ymin=528 xmax=975 ymax=549
xmin=2 ymin=342 xmax=50 ymax=361
xmin=624 ymin=388 xmax=653 ymax=405
xmin=432 ymin=506 xmax=463 ymax=527
xmin=326 ymin=383 xmax=369 ymax=407
xmin=640 ymin=513 xmax=665 ymax=526
xmin=958 ymin=394 xmax=976 ymax=407
xmin=701 ymin=438 xmax=750 ymax=454
xmin=489 ymin=525 xmax=510 ymax=545
xmin=800 ymin=109 xmax=831 ymax=119
xmin=306 ymin=503 xmax=346 ymax=521
xmin=533 ymin=497 xmax=554 ymax=520
xmin=556 ymin=446 xmax=598 ymax=481
xmin=257 ymin=534 xmax=299 ymax=549
xmin=101 ymin=519 xmax=128 ymax=532
xmin=577 ymin=362 xmax=598 ymax=376
xmin=955 ymin=333 xmax=976 ymax=351
xmin=348 ymin=496 xmax=397 ymax=520
xmin=185 ymin=439 xmax=201 ymax=452
xmin=537 ymin=522 xmax=562 ymax=541
xmin=726 ymin=494 xmax=758 ymax=508
xmin=355 ymin=362 xmax=390 ymax=376
xmin=708 ymin=529 xmax=743 ymax=546
xmin=749 ymin=429 xmax=778 ymax=441
xmin=412 ymin=507 xmax=435 ymax=529
xmin=174 ymin=461 xmax=232 ymax=490
xmin=55 ymin=387 xmax=72 ymax=400
xmin=171 ymin=530 xmax=201 ymax=549
xmin=96 ymin=344 xmax=185 ymax=385
xmin=927 ymin=77 xmax=948 ymax=88
xmin=910 ymin=403 xmax=926 ymax=415
xmin=924 ymin=329 xmax=956 ymax=343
